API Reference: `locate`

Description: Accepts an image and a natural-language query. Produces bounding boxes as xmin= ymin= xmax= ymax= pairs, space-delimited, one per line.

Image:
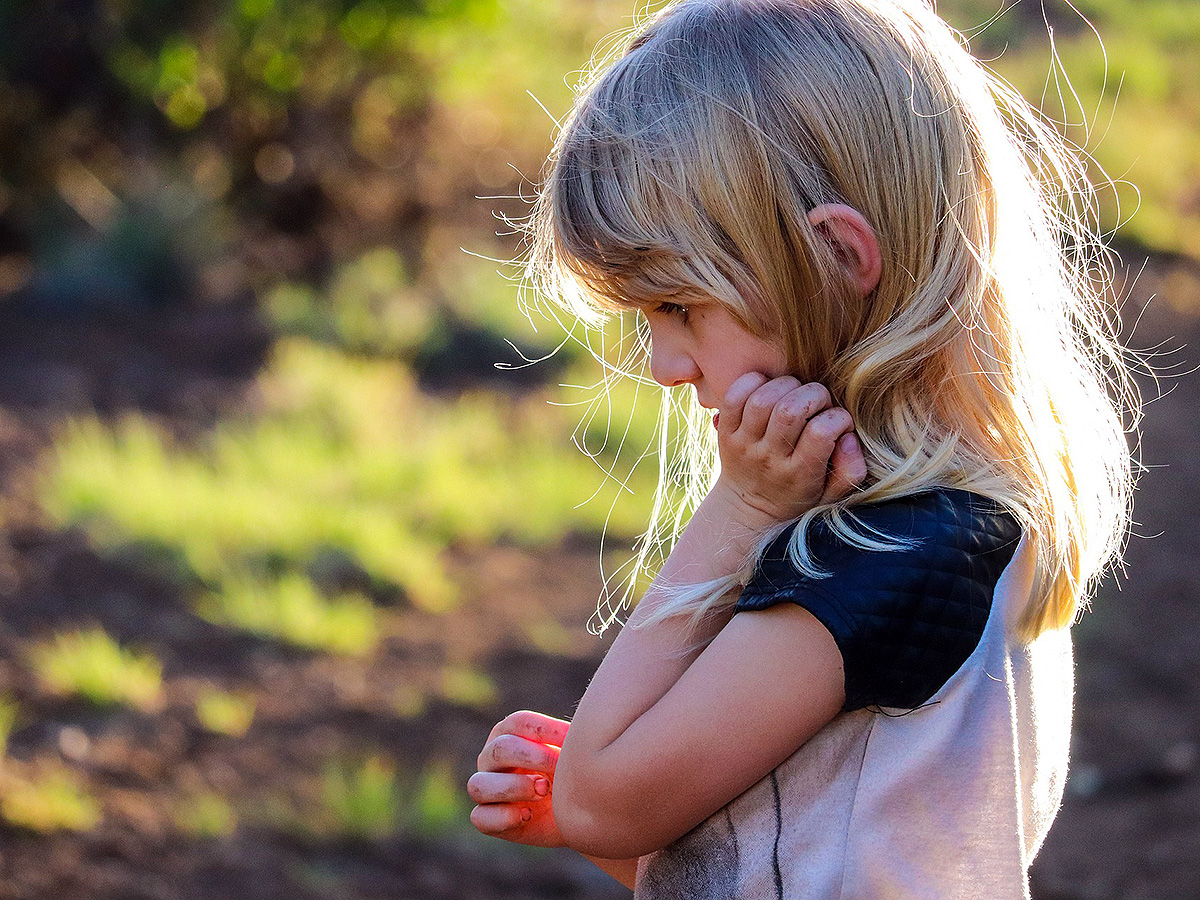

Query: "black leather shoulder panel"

xmin=735 ymin=489 xmax=1022 ymax=711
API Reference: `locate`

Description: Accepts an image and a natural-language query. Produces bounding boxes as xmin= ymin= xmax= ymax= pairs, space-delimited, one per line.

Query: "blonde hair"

xmin=524 ymin=0 xmax=1140 ymax=644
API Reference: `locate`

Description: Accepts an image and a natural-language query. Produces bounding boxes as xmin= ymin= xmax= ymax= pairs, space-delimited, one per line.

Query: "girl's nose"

xmin=648 ymin=336 xmax=700 ymax=388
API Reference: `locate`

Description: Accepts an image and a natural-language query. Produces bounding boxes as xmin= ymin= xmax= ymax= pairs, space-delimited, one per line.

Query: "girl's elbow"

xmin=551 ymin=791 xmax=608 ymax=856
xmin=552 ymin=779 xmax=660 ymax=859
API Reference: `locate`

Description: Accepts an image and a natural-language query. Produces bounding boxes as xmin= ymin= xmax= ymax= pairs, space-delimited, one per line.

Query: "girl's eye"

xmin=654 ymin=301 xmax=690 ymax=321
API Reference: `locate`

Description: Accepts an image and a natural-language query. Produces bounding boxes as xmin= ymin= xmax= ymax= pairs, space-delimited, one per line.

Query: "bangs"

xmin=546 ymin=115 xmax=711 ymax=321
xmin=550 ymin=217 xmax=703 ymax=320
xmin=530 ymin=23 xmax=762 ymax=329
xmin=543 ymin=132 xmax=759 ymax=327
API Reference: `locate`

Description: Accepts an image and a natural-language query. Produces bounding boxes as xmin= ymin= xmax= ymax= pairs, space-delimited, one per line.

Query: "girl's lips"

xmin=712 ymin=412 xmax=720 ymax=429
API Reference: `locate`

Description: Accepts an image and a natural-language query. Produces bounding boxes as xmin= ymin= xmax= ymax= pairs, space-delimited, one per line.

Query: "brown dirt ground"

xmin=0 ymin=253 xmax=1198 ymax=899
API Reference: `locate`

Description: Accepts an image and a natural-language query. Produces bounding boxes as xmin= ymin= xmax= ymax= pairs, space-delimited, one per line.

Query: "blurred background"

xmin=0 ymin=0 xmax=1196 ymax=898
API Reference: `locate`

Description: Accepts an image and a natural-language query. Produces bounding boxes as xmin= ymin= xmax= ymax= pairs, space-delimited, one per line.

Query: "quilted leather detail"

xmin=735 ymin=489 xmax=1022 ymax=711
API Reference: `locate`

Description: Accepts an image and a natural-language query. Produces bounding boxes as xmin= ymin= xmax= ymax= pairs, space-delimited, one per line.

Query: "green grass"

xmin=438 ymin=664 xmax=499 ymax=710
xmin=392 ymin=683 xmax=427 ymax=720
xmin=263 ymin=752 xmax=472 ymax=842
xmin=29 ymin=628 xmax=164 ymax=711
xmin=0 ymin=696 xmax=18 ymax=757
xmin=38 ymin=337 xmax=660 ymax=642
xmin=320 ymin=755 xmax=404 ymax=841
xmin=940 ymin=0 xmax=1200 ymax=259
xmin=408 ymin=757 xmax=466 ymax=837
xmin=194 ymin=687 xmax=257 ymax=737
xmin=0 ymin=766 xmax=102 ymax=833
xmin=521 ymin=617 xmax=578 ymax=655
xmin=196 ymin=570 xmax=380 ymax=657
xmin=172 ymin=789 xmax=238 ymax=838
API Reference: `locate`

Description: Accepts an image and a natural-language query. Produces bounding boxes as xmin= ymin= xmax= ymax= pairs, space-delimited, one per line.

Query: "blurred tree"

xmin=0 ymin=0 xmax=505 ymax=313
xmin=4 ymin=0 xmax=1192 ymax=319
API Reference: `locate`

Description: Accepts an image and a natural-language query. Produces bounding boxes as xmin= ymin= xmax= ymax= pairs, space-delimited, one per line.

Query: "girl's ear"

xmin=807 ymin=204 xmax=882 ymax=298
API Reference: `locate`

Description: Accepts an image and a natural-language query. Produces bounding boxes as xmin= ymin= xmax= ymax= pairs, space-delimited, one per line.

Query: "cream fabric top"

xmin=633 ymin=535 xmax=1073 ymax=900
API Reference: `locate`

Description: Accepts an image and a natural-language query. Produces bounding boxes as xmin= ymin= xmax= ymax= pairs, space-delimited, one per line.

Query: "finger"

xmin=466 ymin=771 xmax=552 ymax=805
xmin=718 ymin=372 xmax=770 ymax=434
xmin=486 ymin=710 xmax=570 ymax=747
xmin=478 ymin=733 xmax=562 ymax=774
xmin=470 ymin=802 xmax=534 ymax=836
xmin=791 ymin=407 xmax=854 ymax=469
xmin=764 ymin=383 xmax=832 ymax=453
xmin=820 ymin=432 xmax=868 ymax=504
xmin=735 ymin=376 xmax=803 ymax=441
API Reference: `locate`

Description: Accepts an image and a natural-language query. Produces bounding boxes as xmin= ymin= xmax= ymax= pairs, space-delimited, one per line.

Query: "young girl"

xmin=467 ymin=1 xmax=1138 ymax=897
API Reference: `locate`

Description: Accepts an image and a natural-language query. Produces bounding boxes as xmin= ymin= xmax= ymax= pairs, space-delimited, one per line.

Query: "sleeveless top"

xmin=633 ymin=489 xmax=1073 ymax=900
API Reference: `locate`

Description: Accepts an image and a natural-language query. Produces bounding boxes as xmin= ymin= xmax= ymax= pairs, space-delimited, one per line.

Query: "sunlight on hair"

xmin=518 ymin=0 xmax=1145 ymax=645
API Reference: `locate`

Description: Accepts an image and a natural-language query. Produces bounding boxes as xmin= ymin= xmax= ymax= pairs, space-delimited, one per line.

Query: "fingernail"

xmin=520 ymin=807 xmax=532 ymax=822
xmin=844 ymin=433 xmax=859 ymax=452
xmin=534 ymin=778 xmax=550 ymax=796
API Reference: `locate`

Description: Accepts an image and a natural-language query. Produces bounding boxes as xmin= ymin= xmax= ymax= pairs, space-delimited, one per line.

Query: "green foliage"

xmin=172 ymin=790 xmax=239 ymax=838
xmin=438 ymin=664 xmax=498 ymax=710
xmin=0 ymin=767 xmax=103 ymax=833
xmin=38 ymin=337 xmax=658 ymax=635
xmin=939 ymin=0 xmax=1200 ymax=258
xmin=409 ymin=757 xmax=465 ymax=837
xmin=196 ymin=571 xmax=380 ymax=657
xmin=278 ymin=752 xmax=471 ymax=842
xmin=521 ymin=618 xmax=578 ymax=656
xmin=392 ymin=683 xmax=427 ymax=719
xmin=29 ymin=628 xmax=164 ymax=711
xmin=39 ymin=343 xmax=456 ymax=614
xmin=320 ymin=754 xmax=403 ymax=840
xmin=264 ymin=247 xmax=435 ymax=357
xmin=108 ymin=0 xmax=467 ymax=127
xmin=194 ymin=688 xmax=257 ymax=737
xmin=0 ymin=695 xmax=17 ymax=757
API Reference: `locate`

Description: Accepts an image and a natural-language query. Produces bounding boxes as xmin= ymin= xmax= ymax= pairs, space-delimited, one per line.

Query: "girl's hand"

xmin=712 ymin=373 xmax=866 ymax=526
xmin=468 ymin=710 xmax=569 ymax=848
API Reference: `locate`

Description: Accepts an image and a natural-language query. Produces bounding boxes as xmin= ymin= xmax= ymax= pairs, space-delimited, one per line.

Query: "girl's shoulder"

xmin=743 ymin=488 xmax=1023 ymax=594
xmin=735 ymin=488 xmax=1023 ymax=711
xmin=813 ymin=487 xmax=1020 ymax=550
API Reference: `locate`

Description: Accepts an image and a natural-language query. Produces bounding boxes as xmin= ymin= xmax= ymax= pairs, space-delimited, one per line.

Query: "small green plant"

xmin=265 ymin=248 xmax=435 ymax=357
xmin=0 ymin=696 xmax=18 ymax=757
xmin=172 ymin=790 xmax=237 ymax=838
xmin=195 ymin=571 xmax=379 ymax=656
xmin=37 ymin=338 xmax=664 ymax=632
xmin=194 ymin=688 xmax=256 ymax=737
xmin=0 ymin=767 xmax=102 ymax=833
xmin=392 ymin=684 xmax=427 ymax=720
xmin=30 ymin=628 xmax=163 ymax=711
xmin=522 ymin=618 xmax=577 ymax=656
xmin=263 ymin=753 xmax=472 ymax=844
xmin=321 ymin=755 xmax=403 ymax=841
xmin=318 ymin=754 xmax=469 ymax=840
xmin=438 ymin=665 xmax=498 ymax=710
xmin=410 ymin=757 xmax=467 ymax=838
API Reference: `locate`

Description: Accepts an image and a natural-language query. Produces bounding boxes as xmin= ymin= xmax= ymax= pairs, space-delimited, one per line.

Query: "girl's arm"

xmin=547 ymin=375 xmax=863 ymax=860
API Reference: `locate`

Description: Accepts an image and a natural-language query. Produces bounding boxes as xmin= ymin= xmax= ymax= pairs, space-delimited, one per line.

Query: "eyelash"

xmin=654 ymin=301 xmax=690 ymax=322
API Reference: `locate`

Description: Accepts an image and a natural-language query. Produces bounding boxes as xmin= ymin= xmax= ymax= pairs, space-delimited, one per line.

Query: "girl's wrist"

xmin=706 ymin=478 xmax=799 ymax=535
xmin=637 ymin=481 xmax=785 ymax=598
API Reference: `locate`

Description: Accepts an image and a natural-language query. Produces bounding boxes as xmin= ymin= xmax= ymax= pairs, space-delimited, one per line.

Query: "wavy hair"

xmin=524 ymin=0 xmax=1140 ymax=645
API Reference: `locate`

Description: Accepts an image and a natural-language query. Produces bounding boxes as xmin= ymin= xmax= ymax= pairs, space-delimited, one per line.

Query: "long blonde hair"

xmin=524 ymin=0 xmax=1140 ymax=644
